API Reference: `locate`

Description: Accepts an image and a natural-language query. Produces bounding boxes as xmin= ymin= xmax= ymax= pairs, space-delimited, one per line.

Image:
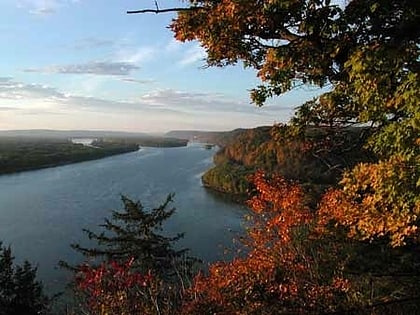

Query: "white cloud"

xmin=179 ymin=44 xmax=207 ymax=67
xmin=165 ymin=38 xmax=183 ymax=53
xmin=0 ymin=77 xmax=64 ymax=100
xmin=72 ymin=37 xmax=116 ymax=50
xmin=17 ymin=0 xmax=80 ymax=15
xmin=24 ymin=61 xmax=140 ymax=76
xmin=0 ymin=106 xmax=19 ymax=111
xmin=0 ymin=78 xmax=293 ymax=132
xmin=120 ymin=78 xmax=155 ymax=84
xmin=114 ymin=46 xmax=157 ymax=64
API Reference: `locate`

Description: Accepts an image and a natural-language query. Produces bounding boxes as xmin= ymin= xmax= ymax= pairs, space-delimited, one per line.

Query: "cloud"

xmin=0 ymin=78 xmax=183 ymax=114
xmin=0 ymin=77 xmax=64 ymax=100
xmin=24 ymin=61 xmax=140 ymax=76
xmin=0 ymin=106 xmax=19 ymax=111
xmin=165 ymin=38 xmax=183 ymax=53
xmin=179 ymin=44 xmax=207 ymax=66
xmin=0 ymin=78 xmax=294 ymax=131
xmin=17 ymin=0 xmax=80 ymax=15
xmin=72 ymin=38 xmax=116 ymax=50
xmin=139 ymin=89 xmax=265 ymax=114
xmin=23 ymin=44 xmax=155 ymax=77
xmin=20 ymin=109 xmax=66 ymax=115
xmin=120 ymin=78 xmax=155 ymax=84
xmin=0 ymin=78 xmax=254 ymax=116
xmin=0 ymin=77 xmax=13 ymax=83
xmin=136 ymin=89 xmax=296 ymax=129
xmin=30 ymin=6 xmax=56 ymax=15
xmin=114 ymin=47 xmax=156 ymax=64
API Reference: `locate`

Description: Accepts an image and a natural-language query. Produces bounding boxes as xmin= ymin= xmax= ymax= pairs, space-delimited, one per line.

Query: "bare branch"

xmin=127 ymin=7 xmax=204 ymax=15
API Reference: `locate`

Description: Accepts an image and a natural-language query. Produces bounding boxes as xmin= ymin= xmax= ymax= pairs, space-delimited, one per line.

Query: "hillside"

xmin=201 ymin=125 xmax=373 ymax=200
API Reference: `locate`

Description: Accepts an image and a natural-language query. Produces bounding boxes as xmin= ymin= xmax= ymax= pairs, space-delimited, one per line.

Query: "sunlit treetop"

xmin=129 ymin=1 xmax=420 ymax=246
xmin=169 ymin=0 xmax=419 ymax=109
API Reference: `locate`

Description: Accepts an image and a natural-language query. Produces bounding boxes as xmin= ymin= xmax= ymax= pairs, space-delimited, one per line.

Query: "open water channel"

xmin=0 ymin=143 xmax=246 ymax=293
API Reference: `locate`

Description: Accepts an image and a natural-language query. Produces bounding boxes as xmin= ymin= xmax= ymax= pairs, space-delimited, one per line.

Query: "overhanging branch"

xmin=127 ymin=7 xmax=205 ymax=14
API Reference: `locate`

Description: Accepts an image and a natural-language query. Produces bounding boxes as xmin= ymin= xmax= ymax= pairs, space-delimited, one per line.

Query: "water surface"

xmin=0 ymin=144 xmax=246 ymax=293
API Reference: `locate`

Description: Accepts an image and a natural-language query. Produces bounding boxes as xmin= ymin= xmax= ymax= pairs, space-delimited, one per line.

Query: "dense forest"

xmin=202 ymin=125 xmax=373 ymax=199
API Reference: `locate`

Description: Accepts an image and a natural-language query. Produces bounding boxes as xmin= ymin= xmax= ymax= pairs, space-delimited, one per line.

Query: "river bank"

xmin=0 ymin=139 xmax=140 ymax=175
xmin=0 ymin=145 xmax=246 ymax=294
xmin=0 ymin=136 xmax=189 ymax=175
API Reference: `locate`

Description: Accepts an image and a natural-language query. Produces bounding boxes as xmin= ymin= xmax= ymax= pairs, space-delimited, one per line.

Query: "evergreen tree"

xmin=0 ymin=242 xmax=49 ymax=315
xmin=68 ymin=194 xmax=197 ymax=280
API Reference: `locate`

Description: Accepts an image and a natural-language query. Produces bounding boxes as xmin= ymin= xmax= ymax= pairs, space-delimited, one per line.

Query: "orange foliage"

xmin=318 ymin=156 xmax=420 ymax=246
xmin=182 ymin=171 xmax=352 ymax=314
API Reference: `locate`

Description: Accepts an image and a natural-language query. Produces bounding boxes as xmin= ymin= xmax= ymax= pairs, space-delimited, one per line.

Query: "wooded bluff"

xmin=201 ymin=125 xmax=373 ymax=200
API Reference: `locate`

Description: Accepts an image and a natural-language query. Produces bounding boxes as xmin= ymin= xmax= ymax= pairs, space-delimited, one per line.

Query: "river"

xmin=0 ymin=143 xmax=246 ymax=293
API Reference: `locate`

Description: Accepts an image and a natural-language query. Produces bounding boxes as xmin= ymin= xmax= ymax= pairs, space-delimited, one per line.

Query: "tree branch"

xmin=127 ymin=7 xmax=204 ymax=15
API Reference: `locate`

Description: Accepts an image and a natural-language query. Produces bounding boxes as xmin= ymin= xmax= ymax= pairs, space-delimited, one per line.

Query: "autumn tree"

xmin=182 ymin=172 xmax=357 ymax=314
xmin=130 ymin=0 xmax=420 ymax=246
xmin=183 ymin=172 xmax=420 ymax=314
xmin=67 ymin=195 xmax=197 ymax=314
xmin=73 ymin=259 xmax=179 ymax=315
xmin=128 ymin=1 xmax=420 ymax=313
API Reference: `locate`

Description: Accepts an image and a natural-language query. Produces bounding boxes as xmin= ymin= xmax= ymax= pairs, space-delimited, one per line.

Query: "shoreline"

xmin=202 ymin=182 xmax=248 ymax=204
xmin=0 ymin=147 xmax=140 ymax=176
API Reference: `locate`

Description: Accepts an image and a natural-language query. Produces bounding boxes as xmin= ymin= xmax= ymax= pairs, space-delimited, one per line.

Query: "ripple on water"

xmin=0 ymin=145 xmax=246 ymax=294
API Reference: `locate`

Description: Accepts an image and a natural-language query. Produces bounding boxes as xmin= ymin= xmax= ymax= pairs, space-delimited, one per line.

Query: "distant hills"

xmin=0 ymin=129 xmax=254 ymax=143
xmin=165 ymin=128 xmax=250 ymax=146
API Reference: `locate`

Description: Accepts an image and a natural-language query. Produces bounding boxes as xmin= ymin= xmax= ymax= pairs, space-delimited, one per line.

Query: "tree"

xmin=74 ymin=259 xmax=155 ymax=315
xmin=67 ymin=195 xmax=197 ymax=314
xmin=0 ymin=242 xmax=49 ymax=315
xmin=182 ymin=172 xmax=420 ymax=314
xmin=182 ymin=172 xmax=358 ymax=314
xmin=68 ymin=194 xmax=196 ymax=279
xmin=130 ymin=0 xmax=420 ymax=246
xmin=128 ymin=1 xmax=420 ymax=313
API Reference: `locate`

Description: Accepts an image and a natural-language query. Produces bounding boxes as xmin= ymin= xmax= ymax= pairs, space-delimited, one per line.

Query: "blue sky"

xmin=0 ymin=0 xmax=322 ymax=132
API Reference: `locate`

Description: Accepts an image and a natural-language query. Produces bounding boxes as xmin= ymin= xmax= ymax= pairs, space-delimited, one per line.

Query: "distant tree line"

xmin=0 ymin=136 xmax=188 ymax=175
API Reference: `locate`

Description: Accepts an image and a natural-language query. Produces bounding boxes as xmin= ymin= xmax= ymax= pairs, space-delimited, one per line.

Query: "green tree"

xmin=0 ymin=242 xmax=49 ymax=315
xmin=68 ymin=194 xmax=197 ymax=279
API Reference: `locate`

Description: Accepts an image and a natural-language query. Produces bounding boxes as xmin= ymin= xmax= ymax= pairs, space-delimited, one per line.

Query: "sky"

xmin=0 ymin=0 xmax=322 ymax=133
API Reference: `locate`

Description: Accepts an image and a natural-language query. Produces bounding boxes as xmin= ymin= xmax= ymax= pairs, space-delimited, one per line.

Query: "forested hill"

xmin=202 ymin=125 xmax=373 ymax=199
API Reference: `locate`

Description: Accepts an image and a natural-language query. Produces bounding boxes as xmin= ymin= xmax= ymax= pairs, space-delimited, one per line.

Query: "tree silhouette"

xmin=0 ymin=242 xmax=49 ymax=315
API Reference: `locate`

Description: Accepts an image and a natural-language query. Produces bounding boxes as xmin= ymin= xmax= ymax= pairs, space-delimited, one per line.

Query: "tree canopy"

xmin=83 ymin=1 xmax=420 ymax=313
xmin=131 ymin=0 xmax=420 ymax=247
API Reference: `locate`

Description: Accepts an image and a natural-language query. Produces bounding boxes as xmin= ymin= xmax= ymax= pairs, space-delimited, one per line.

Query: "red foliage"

xmin=75 ymin=258 xmax=152 ymax=314
xmin=182 ymin=171 xmax=352 ymax=314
